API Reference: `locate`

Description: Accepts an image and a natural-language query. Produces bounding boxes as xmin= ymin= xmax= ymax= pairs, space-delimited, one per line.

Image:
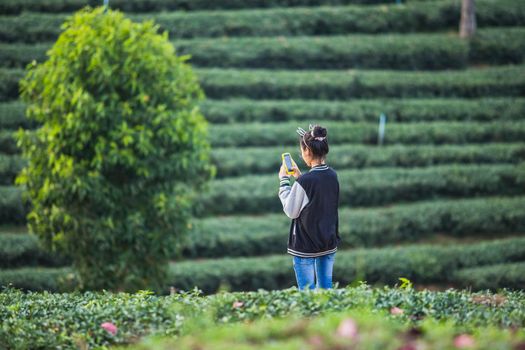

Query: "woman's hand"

xmin=279 ymin=163 xmax=301 ymax=179
xmin=291 ymin=165 xmax=301 ymax=178
xmin=279 ymin=165 xmax=288 ymax=178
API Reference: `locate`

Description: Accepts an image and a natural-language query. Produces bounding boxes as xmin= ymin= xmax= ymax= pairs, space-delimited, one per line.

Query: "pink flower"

xmin=454 ymin=334 xmax=475 ymax=348
xmin=336 ymin=318 xmax=358 ymax=340
xmin=101 ymin=322 xmax=118 ymax=336
xmin=308 ymin=335 xmax=324 ymax=347
xmin=390 ymin=306 xmax=404 ymax=315
xmin=232 ymin=301 xmax=244 ymax=309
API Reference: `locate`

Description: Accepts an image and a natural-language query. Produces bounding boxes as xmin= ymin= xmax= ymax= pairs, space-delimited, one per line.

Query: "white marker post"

xmin=378 ymin=113 xmax=386 ymax=146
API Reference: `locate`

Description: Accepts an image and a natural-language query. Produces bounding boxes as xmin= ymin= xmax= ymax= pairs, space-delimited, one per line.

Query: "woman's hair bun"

xmin=313 ymin=125 xmax=327 ymax=138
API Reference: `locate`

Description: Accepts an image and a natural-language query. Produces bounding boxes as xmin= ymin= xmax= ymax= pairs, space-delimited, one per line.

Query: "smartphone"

xmin=281 ymin=153 xmax=295 ymax=175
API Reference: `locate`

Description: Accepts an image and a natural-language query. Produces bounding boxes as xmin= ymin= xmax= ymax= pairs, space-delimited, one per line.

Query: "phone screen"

xmin=283 ymin=154 xmax=293 ymax=172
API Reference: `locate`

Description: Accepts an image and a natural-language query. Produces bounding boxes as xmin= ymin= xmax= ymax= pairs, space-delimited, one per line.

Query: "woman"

xmin=278 ymin=124 xmax=341 ymax=290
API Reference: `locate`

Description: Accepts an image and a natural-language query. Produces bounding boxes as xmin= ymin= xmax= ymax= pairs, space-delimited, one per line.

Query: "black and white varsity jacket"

xmin=278 ymin=164 xmax=341 ymax=258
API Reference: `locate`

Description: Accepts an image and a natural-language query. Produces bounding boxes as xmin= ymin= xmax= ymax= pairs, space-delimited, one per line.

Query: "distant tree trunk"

xmin=459 ymin=0 xmax=476 ymax=38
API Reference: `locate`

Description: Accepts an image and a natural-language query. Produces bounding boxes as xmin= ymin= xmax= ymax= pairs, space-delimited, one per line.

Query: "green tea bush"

xmin=3 ymin=142 xmax=524 ymax=182
xmin=2 ymin=163 xmax=523 ymax=221
xmin=199 ymin=163 xmax=525 ymax=215
xmin=212 ymin=143 xmax=525 ymax=177
xmin=0 ymin=43 xmax=50 ymax=69
xmin=2 ymin=1 xmax=524 ymax=42
xmin=3 ymin=29 xmax=525 ymax=69
xmin=197 ymin=65 xmax=525 ymax=99
xmin=183 ymin=195 xmax=525 ymax=258
xmin=0 ymin=0 xmax=454 ymax=15
xmin=0 ymin=130 xmax=18 ymax=154
xmin=3 ymin=65 xmax=525 ymax=100
xmin=124 ymin=308 xmax=525 ymax=350
xmin=5 ymin=120 xmax=523 ymax=152
xmin=0 ymin=186 xmax=26 ymax=224
xmin=3 ymin=195 xmax=523 ymax=264
xmin=3 ymin=237 xmax=525 ymax=293
xmin=15 ymin=7 xmax=213 ymax=292
xmin=131 ymin=0 xmax=525 ymax=37
xmin=169 ymin=237 xmax=525 ymax=293
xmin=0 ymin=286 xmax=184 ymax=349
xmin=1 ymin=284 xmax=524 ymax=349
xmin=0 ymin=154 xmax=25 ymax=185
xmin=0 ymin=68 xmax=21 ymax=102
xmin=0 ymin=267 xmax=74 ymax=293
xmin=207 ymin=120 xmax=525 ymax=147
xmin=0 ymin=101 xmax=36 ymax=129
xmin=2 ymin=97 xmax=524 ymax=129
xmin=452 ymin=262 xmax=525 ymax=290
xmin=151 ymin=0 xmax=525 ymax=38
xmin=199 ymin=97 xmax=525 ymax=124
xmin=0 ymin=233 xmax=70 ymax=268
xmin=470 ymin=28 xmax=525 ymax=65
xmin=171 ymin=28 xmax=524 ymax=70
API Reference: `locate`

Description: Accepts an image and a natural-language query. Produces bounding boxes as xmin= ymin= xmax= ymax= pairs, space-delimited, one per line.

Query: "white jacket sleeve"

xmin=278 ymin=176 xmax=310 ymax=219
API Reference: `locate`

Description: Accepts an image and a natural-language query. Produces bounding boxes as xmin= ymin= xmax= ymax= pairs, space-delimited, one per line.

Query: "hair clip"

xmin=296 ymin=126 xmax=311 ymax=149
xmin=296 ymin=127 xmax=307 ymax=137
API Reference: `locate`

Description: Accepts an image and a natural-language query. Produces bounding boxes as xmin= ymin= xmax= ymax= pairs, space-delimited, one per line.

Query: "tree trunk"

xmin=459 ymin=0 xmax=476 ymax=38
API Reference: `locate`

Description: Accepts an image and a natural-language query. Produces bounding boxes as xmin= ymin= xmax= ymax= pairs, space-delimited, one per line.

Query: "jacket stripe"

xmin=287 ymin=247 xmax=338 ymax=258
xmin=310 ymin=165 xmax=329 ymax=172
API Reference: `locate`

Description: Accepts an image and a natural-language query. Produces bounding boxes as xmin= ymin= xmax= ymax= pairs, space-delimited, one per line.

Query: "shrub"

xmin=2 ymin=97 xmax=525 ymax=129
xmin=211 ymin=143 xmax=525 ymax=177
xmin=0 ymin=0 xmax=450 ymax=15
xmin=3 ymin=65 xmax=525 ymax=101
xmin=168 ymin=237 xmax=525 ymax=293
xmin=2 ymin=1 xmax=525 ymax=42
xmin=3 ymin=237 xmax=524 ymax=293
xmin=0 ymin=233 xmax=70 ymax=268
xmin=183 ymin=195 xmax=525 ymax=258
xmin=171 ymin=28 xmax=524 ymax=70
xmin=9 ymin=143 xmax=524 ymax=184
xmin=0 ymin=186 xmax=26 ymax=224
xmin=199 ymin=97 xmax=525 ymax=124
xmin=1 ymin=284 xmax=524 ymax=349
xmin=2 ymin=163 xmax=524 ymax=222
xmin=197 ymin=65 xmax=525 ymax=99
xmin=207 ymin=120 xmax=525 ymax=147
xmin=0 ymin=68 xmax=21 ymax=102
xmin=0 ymin=267 xmax=74 ymax=293
xmin=125 ymin=308 xmax=525 ymax=350
xmin=5 ymin=120 xmax=523 ymax=152
xmin=470 ymin=28 xmax=525 ymax=65
xmin=0 ymin=154 xmax=25 ymax=185
xmin=0 ymin=130 xmax=19 ymax=154
xmin=15 ymin=7 xmax=213 ymax=292
xmin=3 ymin=29 xmax=525 ymax=70
xmin=3 ymin=196 xmax=525 ymax=263
xmin=136 ymin=0 xmax=525 ymax=37
xmin=0 ymin=285 xmax=182 ymax=349
xmin=452 ymin=262 xmax=525 ymax=290
xmin=198 ymin=163 xmax=525 ymax=215
xmin=0 ymin=101 xmax=36 ymax=129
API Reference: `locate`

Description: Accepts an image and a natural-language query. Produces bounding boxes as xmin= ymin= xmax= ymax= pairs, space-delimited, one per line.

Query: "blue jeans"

xmin=292 ymin=252 xmax=335 ymax=290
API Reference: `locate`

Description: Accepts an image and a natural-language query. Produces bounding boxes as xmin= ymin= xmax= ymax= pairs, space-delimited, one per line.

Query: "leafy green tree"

xmin=16 ymin=6 xmax=213 ymax=292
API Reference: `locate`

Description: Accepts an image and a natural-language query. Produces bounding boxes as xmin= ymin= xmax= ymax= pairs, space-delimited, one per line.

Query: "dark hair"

xmin=300 ymin=125 xmax=329 ymax=159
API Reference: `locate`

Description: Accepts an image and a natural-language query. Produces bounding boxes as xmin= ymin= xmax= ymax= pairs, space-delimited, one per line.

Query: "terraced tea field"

xmin=0 ymin=0 xmax=524 ymax=293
